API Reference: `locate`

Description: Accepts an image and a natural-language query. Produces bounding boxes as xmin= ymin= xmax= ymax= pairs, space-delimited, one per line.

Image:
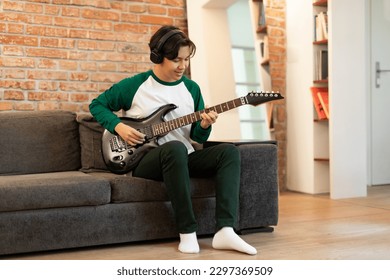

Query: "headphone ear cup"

xmin=150 ymin=29 xmax=181 ymax=64
xmin=150 ymin=49 xmax=163 ymax=64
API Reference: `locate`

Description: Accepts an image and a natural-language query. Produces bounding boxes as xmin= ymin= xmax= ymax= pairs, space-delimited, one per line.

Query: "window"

xmin=228 ymin=1 xmax=269 ymax=140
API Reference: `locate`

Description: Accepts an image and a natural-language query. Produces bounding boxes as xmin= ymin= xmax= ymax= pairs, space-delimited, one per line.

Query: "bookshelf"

xmin=286 ymin=0 xmax=331 ymax=195
xmin=287 ymin=0 xmax=368 ymax=198
xmin=250 ymin=0 xmax=273 ymax=130
xmin=312 ymin=0 xmax=329 ymax=193
xmin=313 ymin=1 xmax=328 ymax=82
xmin=252 ymin=0 xmax=269 ymax=68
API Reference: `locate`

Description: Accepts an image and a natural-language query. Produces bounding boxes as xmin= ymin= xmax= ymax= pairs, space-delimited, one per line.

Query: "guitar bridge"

xmin=109 ymin=136 xmax=127 ymax=152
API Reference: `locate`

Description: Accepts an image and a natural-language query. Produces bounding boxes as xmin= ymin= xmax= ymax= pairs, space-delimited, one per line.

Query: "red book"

xmin=317 ymin=91 xmax=329 ymax=119
xmin=310 ymin=87 xmax=328 ymax=120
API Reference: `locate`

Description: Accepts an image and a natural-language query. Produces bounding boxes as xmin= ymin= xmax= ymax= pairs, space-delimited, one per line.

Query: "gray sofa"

xmin=0 ymin=110 xmax=278 ymax=256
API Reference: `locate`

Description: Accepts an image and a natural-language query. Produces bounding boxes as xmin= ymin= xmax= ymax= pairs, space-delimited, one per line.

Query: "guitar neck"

xmin=151 ymin=96 xmax=247 ymax=137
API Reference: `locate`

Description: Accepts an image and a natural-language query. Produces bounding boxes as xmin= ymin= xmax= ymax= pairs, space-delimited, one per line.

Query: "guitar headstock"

xmin=246 ymin=91 xmax=284 ymax=106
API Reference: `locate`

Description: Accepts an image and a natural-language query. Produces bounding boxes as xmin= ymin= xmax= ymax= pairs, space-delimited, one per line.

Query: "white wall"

xmin=186 ymin=0 xmax=241 ymax=140
xmin=329 ymin=0 xmax=368 ymax=198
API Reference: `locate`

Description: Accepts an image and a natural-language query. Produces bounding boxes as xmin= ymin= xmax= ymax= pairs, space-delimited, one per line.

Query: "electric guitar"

xmin=102 ymin=91 xmax=284 ymax=174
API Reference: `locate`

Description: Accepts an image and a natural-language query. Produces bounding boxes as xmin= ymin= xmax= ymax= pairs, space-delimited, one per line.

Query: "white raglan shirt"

xmin=122 ymin=74 xmax=196 ymax=153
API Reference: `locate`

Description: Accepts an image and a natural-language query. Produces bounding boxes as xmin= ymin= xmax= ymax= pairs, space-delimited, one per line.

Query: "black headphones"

xmin=150 ymin=29 xmax=182 ymax=64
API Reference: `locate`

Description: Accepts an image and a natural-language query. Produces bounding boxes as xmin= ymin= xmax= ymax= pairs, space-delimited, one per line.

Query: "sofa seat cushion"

xmin=90 ymin=172 xmax=216 ymax=203
xmin=0 ymin=171 xmax=111 ymax=212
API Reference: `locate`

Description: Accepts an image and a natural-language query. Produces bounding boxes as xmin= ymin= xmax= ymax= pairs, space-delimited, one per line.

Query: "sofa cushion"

xmin=0 ymin=111 xmax=80 ymax=175
xmin=77 ymin=114 xmax=108 ymax=172
xmin=91 ymin=172 xmax=216 ymax=203
xmin=0 ymin=171 xmax=111 ymax=212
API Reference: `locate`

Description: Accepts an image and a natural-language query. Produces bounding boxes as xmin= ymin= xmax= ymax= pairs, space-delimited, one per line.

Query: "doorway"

xmin=370 ymin=0 xmax=390 ymax=185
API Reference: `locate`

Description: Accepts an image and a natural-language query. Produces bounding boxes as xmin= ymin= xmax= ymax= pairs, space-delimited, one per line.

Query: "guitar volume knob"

xmin=113 ymin=155 xmax=123 ymax=161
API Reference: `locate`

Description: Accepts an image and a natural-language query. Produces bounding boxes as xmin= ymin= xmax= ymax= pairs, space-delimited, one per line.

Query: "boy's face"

xmin=159 ymin=46 xmax=191 ymax=82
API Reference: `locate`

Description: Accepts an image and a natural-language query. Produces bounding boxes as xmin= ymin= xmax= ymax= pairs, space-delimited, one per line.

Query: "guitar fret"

xmin=225 ymin=101 xmax=230 ymax=110
xmin=154 ymin=125 xmax=158 ymax=135
xmin=222 ymin=102 xmax=229 ymax=111
xmin=153 ymin=125 xmax=159 ymax=135
xmin=169 ymin=121 xmax=175 ymax=130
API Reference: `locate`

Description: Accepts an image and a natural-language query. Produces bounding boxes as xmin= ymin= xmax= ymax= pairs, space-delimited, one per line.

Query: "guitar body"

xmin=101 ymin=104 xmax=177 ymax=174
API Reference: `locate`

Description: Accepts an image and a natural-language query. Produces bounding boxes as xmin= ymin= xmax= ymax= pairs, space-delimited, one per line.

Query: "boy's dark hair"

xmin=149 ymin=25 xmax=196 ymax=64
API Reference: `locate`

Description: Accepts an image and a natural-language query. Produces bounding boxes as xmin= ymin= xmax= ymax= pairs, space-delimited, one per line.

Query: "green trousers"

xmin=132 ymin=141 xmax=240 ymax=233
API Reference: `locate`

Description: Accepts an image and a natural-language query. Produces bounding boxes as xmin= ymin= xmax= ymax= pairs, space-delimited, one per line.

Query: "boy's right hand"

xmin=115 ymin=122 xmax=146 ymax=146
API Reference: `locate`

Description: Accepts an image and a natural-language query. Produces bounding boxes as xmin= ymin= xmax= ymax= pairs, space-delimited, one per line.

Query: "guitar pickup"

xmin=109 ymin=136 xmax=127 ymax=152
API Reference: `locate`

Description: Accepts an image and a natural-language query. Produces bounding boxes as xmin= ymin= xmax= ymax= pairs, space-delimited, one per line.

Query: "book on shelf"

xmin=314 ymin=12 xmax=328 ymax=41
xmin=317 ymin=90 xmax=329 ymax=119
xmin=314 ymin=49 xmax=328 ymax=81
xmin=319 ymin=11 xmax=328 ymax=39
xmin=310 ymin=87 xmax=328 ymax=120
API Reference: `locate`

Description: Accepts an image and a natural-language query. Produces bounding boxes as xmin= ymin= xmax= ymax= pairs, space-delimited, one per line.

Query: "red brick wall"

xmin=1 ymin=0 xmax=287 ymax=191
xmin=265 ymin=0 xmax=287 ymax=190
xmin=0 ymin=0 xmax=187 ymax=112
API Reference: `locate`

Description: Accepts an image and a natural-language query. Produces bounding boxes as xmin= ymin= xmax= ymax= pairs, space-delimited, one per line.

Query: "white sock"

xmin=178 ymin=232 xmax=200 ymax=254
xmin=212 ymin=227 xmax=257 ymax=255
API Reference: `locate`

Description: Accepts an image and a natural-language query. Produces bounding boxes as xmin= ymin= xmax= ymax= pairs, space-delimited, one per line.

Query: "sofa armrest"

xmin=237 ymin=143 xmax=279 ymax=232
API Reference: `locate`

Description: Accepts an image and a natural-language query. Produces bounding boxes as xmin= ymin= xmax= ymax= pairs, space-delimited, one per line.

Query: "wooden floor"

xmin=5 ymin=185 xmax=390 ymax=260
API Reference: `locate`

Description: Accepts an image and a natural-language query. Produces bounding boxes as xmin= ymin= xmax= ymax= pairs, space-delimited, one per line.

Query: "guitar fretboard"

xmin=151 ymin=97 xmax=248 ymax=137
